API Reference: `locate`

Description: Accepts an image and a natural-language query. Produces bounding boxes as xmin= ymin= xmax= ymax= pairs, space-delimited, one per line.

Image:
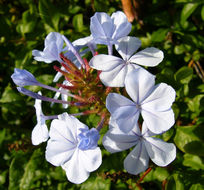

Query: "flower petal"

xmin=80 ymin=147 xmax=102 ymax=172
xmin=90 ymin=12 xmax=114 ymax=45
xmin=141 ymin=83 xmax=176 ymax=111
xmin=99 ymin=64 xmax=127 ymax=87
xmin=141 ymin=109 xmax=175 ymax=134
xmin=62 ymin=149 xmax=90 ymax=184
xmin=115 ymin=36 xmax=141 ymax=60
xmin=31 ymin=123 xmax=49 ymax=145
xmin=144 ymin=137 xmax=176 ymax=166
xmin=106 ymin=93 xmax=135 ymax=114
xmin=129 ymin=47 xmax=164 ymax=67
xmin=111 ymin=11 xmax=132 ymax=41
xmin=45 ymin=32 xmax=63 ymax=49
xmin=125 ymin=69 xmax=155 ymax=103
xmin=89 ymin=54 xmax=124 ymax=71
xmin=57 ymin=113 xmax=88 ymax=140
xmin=103 ymin=119 xmax=139 ymax=153
xmin=124 ymin=141 xmax=149 ymax=175
xmin=49 ymin=118 xmax=76 ymax=144
xmin=45 ymin=139 xmax=76 ymax=166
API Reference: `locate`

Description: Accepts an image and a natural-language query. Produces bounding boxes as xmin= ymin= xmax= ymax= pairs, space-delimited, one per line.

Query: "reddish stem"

xmin=136 ymin=168 xmax=152 ymax=188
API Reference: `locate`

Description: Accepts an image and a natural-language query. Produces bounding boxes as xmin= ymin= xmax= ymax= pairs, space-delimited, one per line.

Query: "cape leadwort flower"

xmin=11 ymin=11 xmax=177 ymax=184
xmin=90 ymin=11 xmax=132 ymax=54
xmin=103 ymin=118 xmax=176 ymax=175
xmin=45 ymin=113 xmax=102 ymax=184
xmin=106 ymin=68 xmax=176 ymax=134
xmin=90 ymin=36 xmax=164 ymax=87
xmin=32 ymin=32 xmax=64 ymax=63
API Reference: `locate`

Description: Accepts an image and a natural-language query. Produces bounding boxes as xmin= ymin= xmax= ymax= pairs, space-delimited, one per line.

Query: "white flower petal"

xmin=62 ymin=149 xmax=90 ymax=184
xmin=114 ymin=107 xmax=140 ymax=133
xmin=90 ymin=12 xmax=114 ymax=45
xmin=45 ymin=32 xmax=63 ymax=48
xmin=99 ymin=64 xmax=127 ymax=87
xmin=106 ymin=93 xmax=135 ymax=114
xmin=89 ymin=54 xmax=124 ymax=71
xmin=115 ymin=36 xmax=141 ymax=60
xmin=141 ymin=83 xmax=176 ymax=111
xmin=141 ymin=109 xmax=175 ymax=134
xmin=129 ymin=47 xmax=164 ymax=67
xmin=58 ymin=113 xmax=88 ymax=139
xmin=111 ymin=11 xmax=132 ymax=40
xmin=31 ymin=123 xmax=49 ymax=145
xmin=80 ymin=148 xmax=102 ymax=172
xmin=45 ymin=140 xmax=76 ymax=166
xmin=144 ymin=137 xmax=176 ymax=166
xmin=103 ymin=119 xmax=139 ymax=153
xmin=124 ymin=141 xmax=149 ymax=175
xmin=32 ymin=50 xmax=53 ymax=63
xmin=125 ymin=69 xmax=155 ymax=103
xmin=106 ymin=94 xmax=140 ymax=133
xmin=53 ymin=71 xmax=63 ymax=82
xmin=141 ymin=122 xmax=156 ymax=137
xmin=49 ymin=119 xmax=77 ymax=143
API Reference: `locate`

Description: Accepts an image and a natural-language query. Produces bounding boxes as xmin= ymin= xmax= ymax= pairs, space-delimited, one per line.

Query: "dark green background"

xmin=0 ymin=0 xmax=204 ymax=189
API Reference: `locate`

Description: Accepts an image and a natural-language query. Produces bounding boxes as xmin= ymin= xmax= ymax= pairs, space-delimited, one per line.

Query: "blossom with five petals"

xmin=106 ymin=68 xmax=176 ymax=134
xmin=45 ymin=113 xmax=102 ymax=184
xmin=90 ymin=11 xmax=131 ymax=46
xmin=103 ymin=118 xmax=176 ymax=175
xmin=90 ymin=36 xmax=164 ymax=87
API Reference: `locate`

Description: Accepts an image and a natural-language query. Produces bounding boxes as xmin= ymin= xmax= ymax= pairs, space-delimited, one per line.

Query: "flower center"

xmin=136 ymin=104 xmax=141 ymax=109
xmin=78 ymin=128 xmax=100 ymax=150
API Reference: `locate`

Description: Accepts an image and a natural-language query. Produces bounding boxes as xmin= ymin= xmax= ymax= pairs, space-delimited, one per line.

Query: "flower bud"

xmin=11 ymin=68 xmax=39 ymax=87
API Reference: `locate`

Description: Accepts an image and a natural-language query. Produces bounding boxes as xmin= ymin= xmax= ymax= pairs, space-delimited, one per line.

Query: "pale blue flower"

xmin=45 ymin=113 xmax=102 ymax=184
xmin=103 ymin=118 xmax=176 ymax=175
xmin=106 ymin=69 xmax=176 ymax=134
xmin=32 ymin=32 xmax=64 ymax=63
xmin=90 ymin=11 xmax=131 ymax=46
xmin=90 ymin=36 xmax=164 ymax=87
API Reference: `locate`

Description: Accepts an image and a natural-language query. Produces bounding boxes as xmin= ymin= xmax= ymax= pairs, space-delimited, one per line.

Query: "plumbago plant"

xmin=11 ymin=11 xmax=176 ymax=184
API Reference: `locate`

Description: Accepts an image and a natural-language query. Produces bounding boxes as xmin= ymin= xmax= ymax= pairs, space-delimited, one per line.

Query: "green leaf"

xmin=183 ymin=154 xmax=204 ymax=170
xmin=72 ymin=14 xmax=84 ymax=32
xmin=187 ymin=94 xmax=204 ymax=118
xmin=9 ymin=152 xmax=30 ymax=190
xmin=80 ymin=176 xmax=111 ymax=190
xmin=174 ymin=125 xmax=204 ymax=156
xmin=38 ymin=0 xmax=60 ymax=31
xmin=21 ymin=10 xmax=37 ymax=34
xmin=153 ymin=167 xmax=169 ymax=182
xmin=174 ymin=66 xmax=193 ymax=84
xmin=0 ymin=85 xmax=24 ymax=104
xmin=190 ymin=183 xmax=204 ymax=190
xmin=201 ymin=6 xmax=204 ymax=21
xmin=180 ymin=3 xmax=199 ymax=26
xmin=0 ymin=129 xmax=6 ymax=147
xmin=151 ymin=28 xmax=168 ymax=42
xmin=19 ymin=149 xmax=47 ymax=190
xmin=161 ymin=128 xmax=174 ymax=141
xmin=166 ymin=173 xmax=185 ymax=190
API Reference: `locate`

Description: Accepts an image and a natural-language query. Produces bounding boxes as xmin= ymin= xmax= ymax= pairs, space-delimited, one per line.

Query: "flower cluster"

xmin=11 ymin=11 xmax=176 ymax=184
